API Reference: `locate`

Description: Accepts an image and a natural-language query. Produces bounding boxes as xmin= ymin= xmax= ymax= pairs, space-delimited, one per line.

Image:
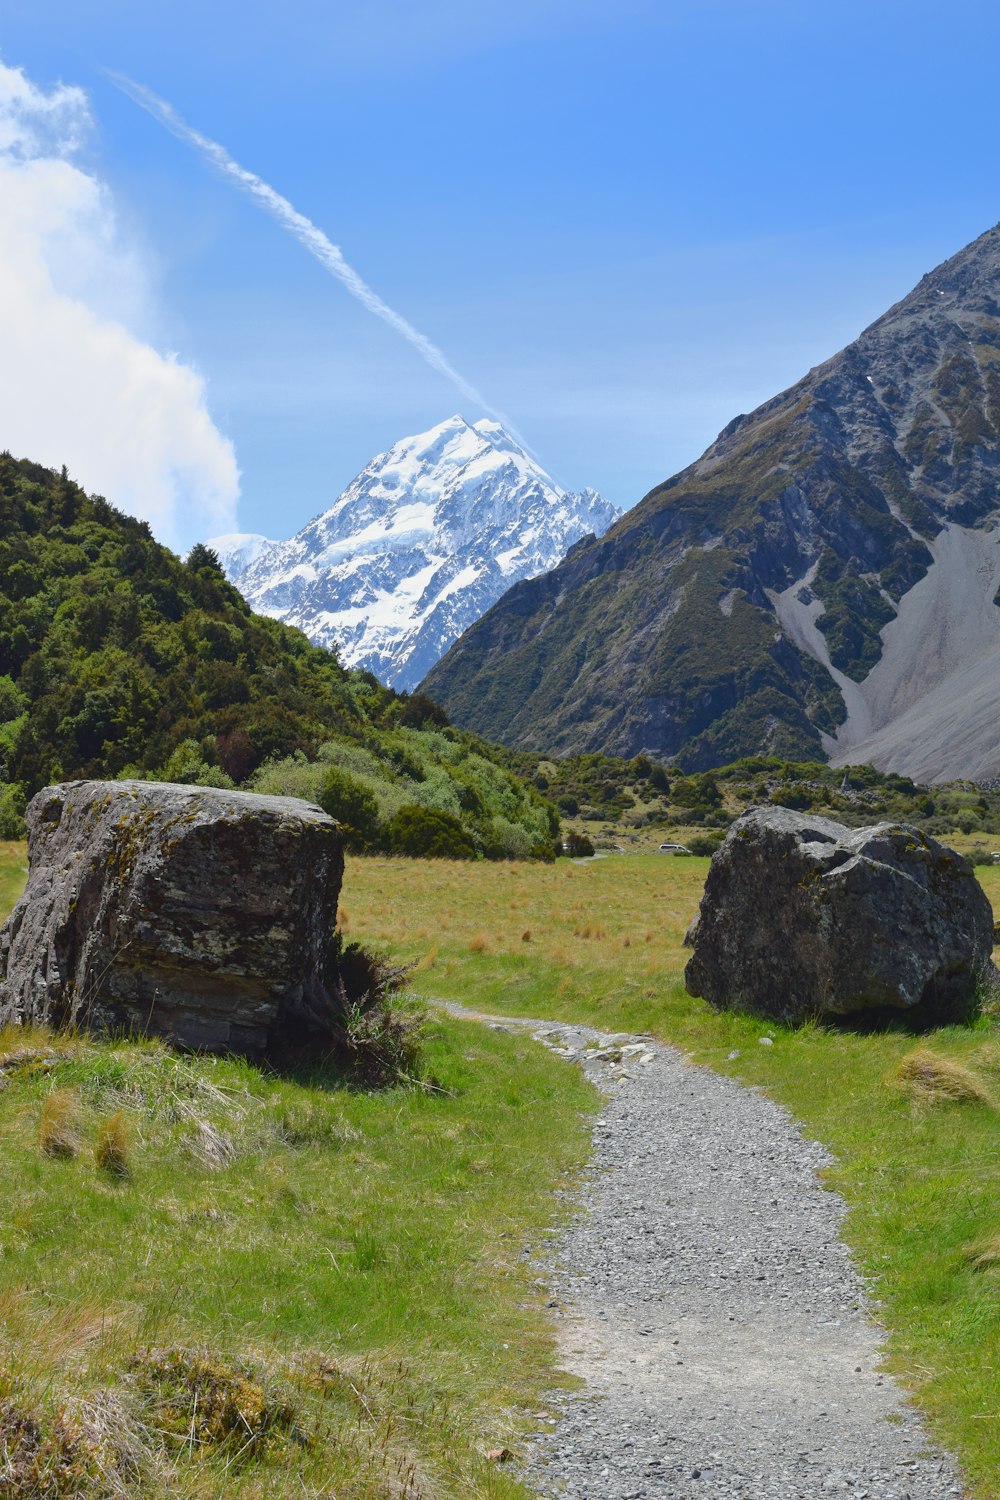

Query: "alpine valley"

xmin=423 ymin=221 xmax=1000 ymax=784
xmin=210 ymin=415 xmax=618 ymax=692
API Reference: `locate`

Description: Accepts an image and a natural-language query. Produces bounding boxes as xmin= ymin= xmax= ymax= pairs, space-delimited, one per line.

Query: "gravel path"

xmin=439 ymin=1003 xmax=966 ymax=1500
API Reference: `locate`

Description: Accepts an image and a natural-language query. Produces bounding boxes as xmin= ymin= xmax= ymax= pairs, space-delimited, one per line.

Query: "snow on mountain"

xmin=208 ymin=415 xmax=619 ymax=691
xmin=209 ymin=532 xmax=277 ymax=574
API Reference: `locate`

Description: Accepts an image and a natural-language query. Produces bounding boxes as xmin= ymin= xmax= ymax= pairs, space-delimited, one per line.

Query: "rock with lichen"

xmin=0 ymin=779 xmax=345 ymax=1058
xmin=684 ymin=805 xmax=997 ymax=1027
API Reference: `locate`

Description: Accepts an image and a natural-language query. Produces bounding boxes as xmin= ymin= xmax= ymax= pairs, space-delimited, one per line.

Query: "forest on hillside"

xmin=0 ymin=455 xmax=558 ymax=858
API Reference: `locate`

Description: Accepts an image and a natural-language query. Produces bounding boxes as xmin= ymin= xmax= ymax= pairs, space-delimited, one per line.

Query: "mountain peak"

xmin=212 ymin=417 xmax=618 ymax=691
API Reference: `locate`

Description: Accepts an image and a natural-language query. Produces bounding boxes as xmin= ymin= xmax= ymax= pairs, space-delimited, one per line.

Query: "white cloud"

xmin=0 ymin=60 xmax=239 ymax=552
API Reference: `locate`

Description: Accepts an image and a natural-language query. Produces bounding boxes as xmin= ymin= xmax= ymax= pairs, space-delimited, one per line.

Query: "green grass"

xmin=0 ymin=839 xmax=29 ymax=915
xmin=4 ymin=846 xmax=1000 ymax=1493
xmin=0 ymin=879 xmax=597 ymax=1496
xmin=345 ymin=851 xmax=1000 ymax=1498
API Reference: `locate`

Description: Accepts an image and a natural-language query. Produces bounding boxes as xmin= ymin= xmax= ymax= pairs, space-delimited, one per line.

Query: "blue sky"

xmin=3 ymin=0 xmax=1000 ymax=548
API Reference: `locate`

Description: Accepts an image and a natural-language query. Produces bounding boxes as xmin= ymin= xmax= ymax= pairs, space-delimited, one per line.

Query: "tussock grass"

xmin=39 ymin=1087 xmax=82 ymax=1158
xmin=0 ymin=839 xmax=27 ymax=920
xmin=892 ymin=1048 xmax=994 ymax=1106
xmin=95 ymin=1111 xmax=132 ymax=1177
xmin=966 ymin=1234 xmax=1000 ymax=1273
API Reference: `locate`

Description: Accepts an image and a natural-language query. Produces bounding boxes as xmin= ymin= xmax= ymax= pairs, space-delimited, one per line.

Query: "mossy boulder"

xmin=684 ymin=805 xmax=996 ymax=1026
xmin=0 ymin=780 xmax=345 ymax=1058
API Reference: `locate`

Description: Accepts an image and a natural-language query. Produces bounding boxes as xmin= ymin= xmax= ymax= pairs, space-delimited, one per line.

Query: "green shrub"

xmin=0 ymin=782 xmax=25 ymax=838
xmin=397 ymin=692 xmax=448 ymax=730
xmin=648 ymin=764 xmax=670 ymax=793
xmin=383 ymin=805 xmax=476 ymax=859
xmin=317 ymin=767 xmax=381 ymax=853
xmin=771 ymin=787 xmax=812 ymax=810
xmin=687 ymin=833 xmax=723 ymax=856
xmin=562 ymin=830 xmax=595 ymax=857
xmin=161 ymin=738 xmax=235 ymax=790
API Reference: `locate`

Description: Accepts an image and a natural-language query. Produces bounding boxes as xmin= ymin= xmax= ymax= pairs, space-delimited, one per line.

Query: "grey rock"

xmin=0 ymin=779 xmax=345 ymax=1059
xmin=684 ymin=805 xmax=995 ymax=1027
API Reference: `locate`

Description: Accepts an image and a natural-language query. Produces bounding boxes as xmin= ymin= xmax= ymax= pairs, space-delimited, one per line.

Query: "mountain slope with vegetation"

xmin=423 ymin=221 xmax=1000 ymax=777
xmin=0 ymin=453 xmax=558 ymax=857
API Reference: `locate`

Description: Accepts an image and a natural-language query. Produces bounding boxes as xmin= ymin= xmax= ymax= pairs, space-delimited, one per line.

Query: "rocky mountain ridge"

xmin=211 ymin=415 xmax=617 ymax=691
xmin=423 ymin=221 xmax=1000 ymax=782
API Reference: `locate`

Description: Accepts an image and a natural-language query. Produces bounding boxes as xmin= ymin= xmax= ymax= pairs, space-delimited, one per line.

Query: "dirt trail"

xmin=436 ymin=1002 xmax=965 ymax=1500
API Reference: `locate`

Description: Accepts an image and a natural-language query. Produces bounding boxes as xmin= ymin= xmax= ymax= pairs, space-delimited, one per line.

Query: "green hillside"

xmin=0 ymin=453 xmax=558 ymax=858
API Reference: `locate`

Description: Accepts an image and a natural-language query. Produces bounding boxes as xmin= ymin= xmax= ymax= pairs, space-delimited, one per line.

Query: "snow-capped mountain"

xmin=209 ymin=415 xmax=619 ymax=691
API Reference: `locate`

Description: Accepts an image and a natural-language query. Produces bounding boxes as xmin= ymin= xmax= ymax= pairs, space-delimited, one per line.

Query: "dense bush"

xmin=687 ymin=833 xmax=723 ymax=856
xmin=317 ymin=767 xmax=381 ymax=852
xmin=383 ymin=805 xmax=477 ymax=859
xmin=499 ymin=745 xmax=1000 ymax=845
xmin=0 ymin=456 xmax=362 ymax=797
xmin=0 ymin=783 xmax=25 ymax=839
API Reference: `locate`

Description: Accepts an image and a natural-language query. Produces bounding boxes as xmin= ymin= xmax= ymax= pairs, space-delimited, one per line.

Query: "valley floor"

xmin=0 ymin=845 xmax=998 ymax=1497
xmin=347 ymin=852 xmax=1000 ymax=1499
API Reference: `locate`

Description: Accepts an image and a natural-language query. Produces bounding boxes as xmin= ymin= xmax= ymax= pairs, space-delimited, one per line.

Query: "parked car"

xmin=658 ymin=842 xmax=692 ymax=854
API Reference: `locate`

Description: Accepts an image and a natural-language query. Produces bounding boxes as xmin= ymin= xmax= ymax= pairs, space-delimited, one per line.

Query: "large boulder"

xmin=0 ymin=780 xmax=346 ymax=1058
xmin=684 ymin=806 xmax=996 ymax=1026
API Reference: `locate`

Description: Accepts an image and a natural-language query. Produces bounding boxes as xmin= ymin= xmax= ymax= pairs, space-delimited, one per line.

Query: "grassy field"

xmin=344 ymin=851 xmax=1000 ymax=1498
xmin=2 ymin=841 xmax=1000 ymax=1494
xmin=0 ymin=839 xmax=28 ymax=916
xmin=0 ymin=848 xmax=597 ymax=1498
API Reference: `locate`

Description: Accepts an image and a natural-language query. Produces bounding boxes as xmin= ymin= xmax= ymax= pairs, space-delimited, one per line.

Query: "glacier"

xmin=209 ymin=414 xmax=619 ymax=691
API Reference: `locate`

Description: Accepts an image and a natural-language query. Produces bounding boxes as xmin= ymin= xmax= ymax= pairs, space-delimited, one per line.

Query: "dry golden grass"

xmin=467 ymin=933 xmax=489 ymax=954
xmin=966 ymin=1233 xmax=1000 ymax=1272
xmin=95 ymin=1111 xmax=133 ymax=1177
xmin=892 ymin=1048 xmax=994 ymax=1106
xmin=342 ymin=852 xmax=702 ymax=975
xmin=38 ymin=1087 xmax=82 ymax=1158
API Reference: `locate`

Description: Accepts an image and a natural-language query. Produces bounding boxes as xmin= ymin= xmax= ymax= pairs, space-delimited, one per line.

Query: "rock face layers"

xmin=0 ymin=781 xmax=345 ymax=1059
xmin=684 ymin=806 xmax=995 ymax=1026
xmin=424 ymin=222 xmax=1000 ymax=778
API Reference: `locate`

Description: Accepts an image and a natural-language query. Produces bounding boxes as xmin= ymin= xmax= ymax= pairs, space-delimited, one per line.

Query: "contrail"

xmin=106 ymin=71 xmax=519 ymax=434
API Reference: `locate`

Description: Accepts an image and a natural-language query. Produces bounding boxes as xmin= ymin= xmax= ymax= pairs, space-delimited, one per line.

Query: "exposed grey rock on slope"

xmin=684 ymin=805 xmax=995 ymax=1026
xmin=424 ymin=222 xmax=1000 ymax=779
xmin=0 ymin=780 xmax=345 ymax=1059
